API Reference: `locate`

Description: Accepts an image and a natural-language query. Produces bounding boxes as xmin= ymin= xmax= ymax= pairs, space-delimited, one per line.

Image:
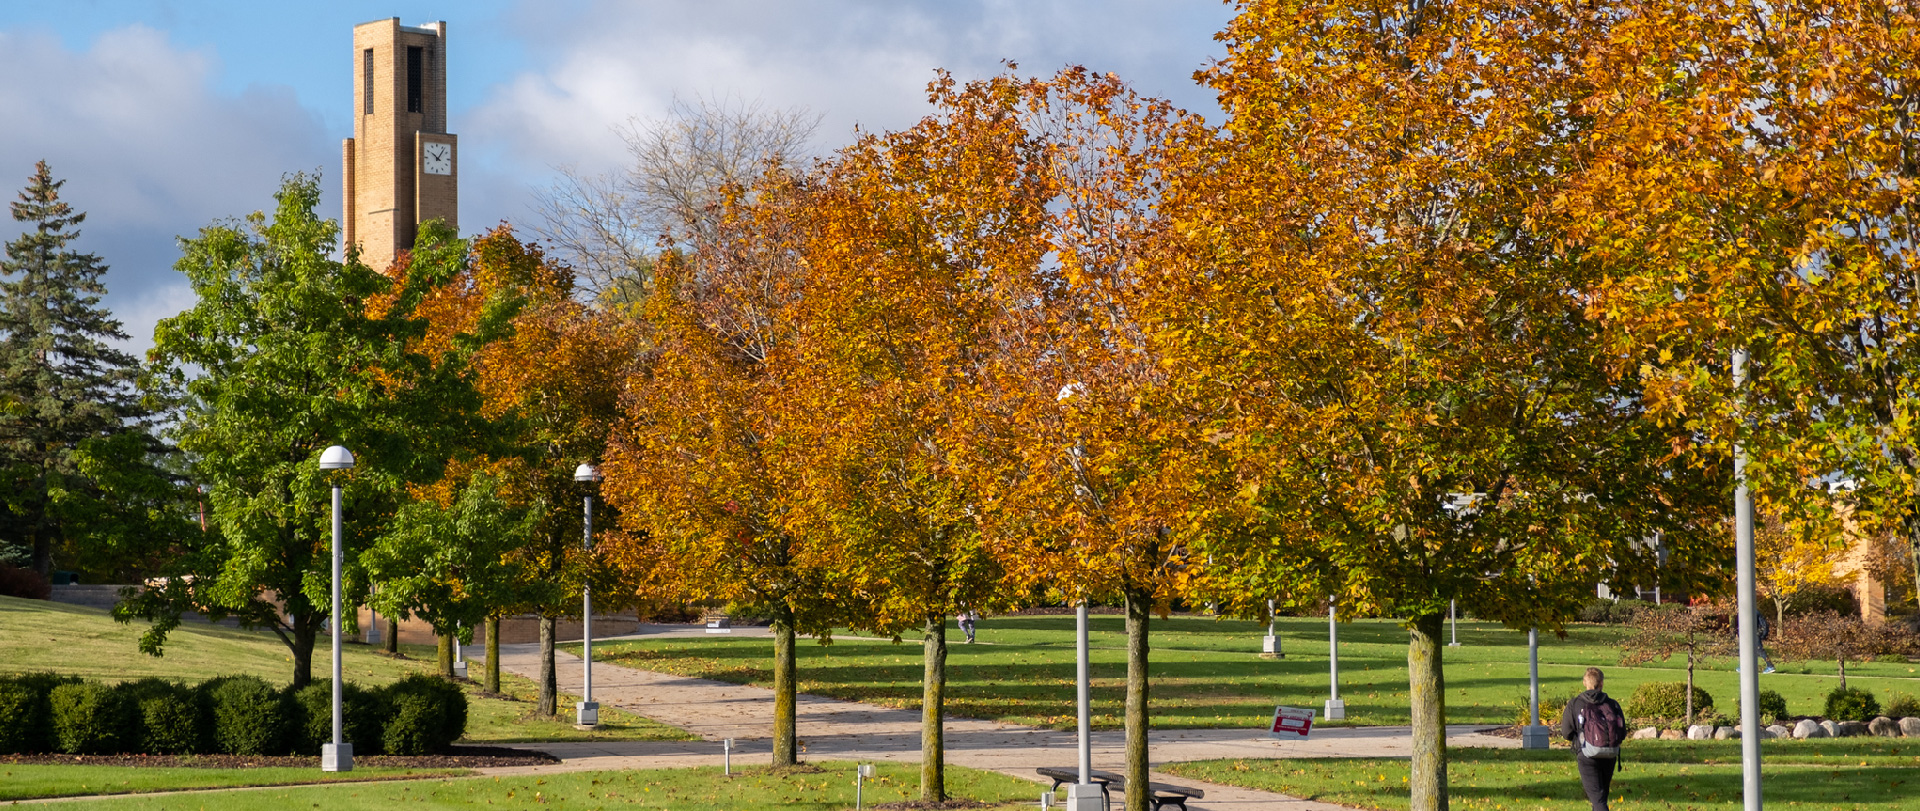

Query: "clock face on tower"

xmin=423 ymin=142 xmax=452 ymax=175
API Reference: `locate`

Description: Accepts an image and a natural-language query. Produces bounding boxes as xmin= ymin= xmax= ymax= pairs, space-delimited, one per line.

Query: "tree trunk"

xmin=1907 ymin=512 xmax=1920 ymax=612
xmin=921 ymin=615 xmax=948 ymax=801
xmin=1124 ymin=590 xmax=1152 ymax=811
xmin=1685 ymin=650 xmax=1695 ymax=724
xmin=1839 ymin=655 xmax=1848 ymax=690
xmin=291 ymin=614 xmax=318 ymax=688
xmin=537 ymin=615 xmax=558 ymax=717
xmin=438 ymin=632 xmax=454 ymax=678
xmin=485 ymin=615 xmax=501 ymax=694
xmin=1408 ymin=612 xmax=1449 ymax=811
xmin=29 ymin=530 xmax=51 ymax=578
xmin=383 ymin=617 xmax=398 ymax=654
xmin=773 ymin=608 xmax=799 ymax=766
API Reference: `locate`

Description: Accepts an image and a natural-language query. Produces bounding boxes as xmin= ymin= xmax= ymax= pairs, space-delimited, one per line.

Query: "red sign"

xmin=1269 ymin=706 xmax=1315 ymax=739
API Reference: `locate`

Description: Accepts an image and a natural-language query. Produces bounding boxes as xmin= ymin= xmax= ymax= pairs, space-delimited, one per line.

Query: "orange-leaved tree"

xmin=771 ymin=86 xmax=1057 ymax=798
xmin=1163 ymin=4 xmax=1730 ymax=809
xmin=931 ymin=68 xmax=1205 ymax=810
xmin=1567 ymin=1 xmax=1920 ymax=604
xmin=602 ymin=171 xmax=853 ymax=766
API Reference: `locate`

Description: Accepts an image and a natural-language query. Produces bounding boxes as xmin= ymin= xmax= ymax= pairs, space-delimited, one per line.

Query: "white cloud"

xmin=465 ymin=0 xmax=1233 ymax=222
xmin=0 ymin=24 xmax=334 ymax=352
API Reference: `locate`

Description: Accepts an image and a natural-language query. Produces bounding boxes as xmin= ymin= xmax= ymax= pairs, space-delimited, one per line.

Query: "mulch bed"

xmin=0 ymin=745 xmax=558 ymax=769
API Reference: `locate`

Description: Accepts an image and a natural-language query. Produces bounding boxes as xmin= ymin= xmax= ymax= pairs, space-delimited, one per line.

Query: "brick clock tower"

xmin=342 ymin=18 xmax=456 ymax=268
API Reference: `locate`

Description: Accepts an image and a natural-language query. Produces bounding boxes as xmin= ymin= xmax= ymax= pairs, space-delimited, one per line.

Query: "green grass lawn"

xmin=578 ymin=613 xmax=1920 ymax=730
xmin=0 ymin=595 xmax=690 ymax=744
xmin=1165 ymin=739 xmax=1920 ymax=810
xmin=65 ymin=763 xmax=1042 ymax=810
xmin=0 ymin=764 xmax=466 ymax=802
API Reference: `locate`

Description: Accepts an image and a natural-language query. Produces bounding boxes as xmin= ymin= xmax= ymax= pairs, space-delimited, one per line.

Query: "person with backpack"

xmin=1560 ymin=667 xmax=1627 ymax=811
xmin=1755 ymin=613 xmax=1776 ymax=674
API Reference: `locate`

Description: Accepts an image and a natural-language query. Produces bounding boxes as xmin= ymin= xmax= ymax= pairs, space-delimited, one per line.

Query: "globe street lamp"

xmin=574 ymin=462 xmax=603 ymax=729
xmin=318 ymin=445 xmax=355 ymax=773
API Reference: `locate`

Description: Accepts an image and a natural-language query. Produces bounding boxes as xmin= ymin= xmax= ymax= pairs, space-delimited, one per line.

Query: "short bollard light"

xmin=856 ymin=763 xmax=877 ymax=810
xmin=723 ymin=738 xmax=734 ymax=775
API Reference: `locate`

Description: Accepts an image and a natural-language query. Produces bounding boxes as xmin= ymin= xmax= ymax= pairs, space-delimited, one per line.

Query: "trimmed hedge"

xmin=0 ymin=673 xmax=467 ymax=757
xmin=0 ymin=673 xmax=78 ymax=754
xmin=288 ymin=680 xmax=388 ymax=756
xmin=381 ymin=674 xmax=467 ymax=756
xmin=202 ymin=675 xmax=288 ymax=755
xmin=1625 ymin=681 xmax=1715 ymax=720
xmin=119 ymin=679 xmax=203 ymax=755
xmin=1826 ymin=686 xmax=1880 ymax=722
xmin=50 ymin=682 xmax=122 ymax=754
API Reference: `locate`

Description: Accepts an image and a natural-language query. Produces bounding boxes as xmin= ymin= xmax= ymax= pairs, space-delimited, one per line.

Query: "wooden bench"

xmin=1034 ymin=768 xmax=1205 ymax=811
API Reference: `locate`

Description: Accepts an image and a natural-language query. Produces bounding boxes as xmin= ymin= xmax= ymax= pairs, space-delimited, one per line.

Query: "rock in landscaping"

xmin=1766 ymin=724 xmax=1791 ymax=739
xmin=1901 ymin=717 xmax=1920 ymax=737
xmin=1794 ymin=719 xmax=1826 ymax=739
xmin=1836 ymin=721 xmax=1868 ymax=738
xmin=1872 ymin=717 xmax=1900 ymax=737
xmin=1713 ymin=726 xmax=1737 ymax=740
xmin=1632 ymin=727 xmax=1660 ymax=740
xmin=1660 ymin=729 xmax=1686 ymax=740
xmin=1688 ymin=725 xmax=1713 ymax=740
xmin=1821 ymin=720 xmax=1841 ymax=738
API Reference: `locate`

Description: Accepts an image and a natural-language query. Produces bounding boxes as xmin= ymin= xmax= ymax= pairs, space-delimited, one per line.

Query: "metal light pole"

xmin=318 ymin=445 xmax=355 ymax=773
xmin=1064 ymin=600 xmax=1101 ymax=810
xmin=1734 ymin=349 xmax=1762 ymax=811
xmin=1521 ymin=627 xmax=1550 ymax=748
xmin=575 ymin=462 xmax=602 ymax=729
xmin=1448 ymin=600 xmax=1460 ymax=646
xmin=1262 ymin=599 xmax=1283 ymax=657
xmin=1324 ymin=601 xmax=1344 ymax=720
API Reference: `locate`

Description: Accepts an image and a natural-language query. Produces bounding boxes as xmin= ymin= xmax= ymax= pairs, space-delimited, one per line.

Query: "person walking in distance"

xmin=1561 ymin=667 xmax=1627 ymax=811
xmin=1755 ymin=613 xmax=1776 ymax=674
xmin=957 ymin=610 xmax=977 ymax=644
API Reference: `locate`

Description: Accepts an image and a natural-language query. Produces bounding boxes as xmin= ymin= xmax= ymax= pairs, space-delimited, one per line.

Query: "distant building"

xmin=342 ymin=18 xmax=458 ymax=269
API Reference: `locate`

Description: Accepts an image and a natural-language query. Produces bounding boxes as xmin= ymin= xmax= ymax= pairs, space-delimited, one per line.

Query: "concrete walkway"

xmin=489 ymin=639 xmax=1514 ymax=810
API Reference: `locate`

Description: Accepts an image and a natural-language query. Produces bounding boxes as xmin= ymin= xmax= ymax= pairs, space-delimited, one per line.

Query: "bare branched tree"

xmin=533 ymin=95 xmax=821 ymax=305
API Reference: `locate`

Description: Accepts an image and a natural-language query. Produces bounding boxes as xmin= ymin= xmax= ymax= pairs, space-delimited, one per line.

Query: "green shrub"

xmin=1826 ymin=686 xmax=1880 ymax=722
xmin=1625 ymin=681 xmax=1715 ymax=720
xmin=287 ymin=680 xmax=387 ymax=756
xmin=378 ymin=674 xmax=467 ymax=755
xmin=0 ymin=681 xmax=38 ymax=754
xmin=116 ymin=679 xmax=203 ymax=755
xmin=1885 ymin=693 xmax=1920 ymax=718
xmin=1736 ymin=689 xmax=1789 ymax=724
xmin=49 ymin=682 xmax=122 ymax=754
xmin=0 ymin=673 xmax=80 ymax=754
xmin=201 ymin=675 xmax=287 ymax=755
xmin=1874 ymin=654 xmax=1909 ymax=663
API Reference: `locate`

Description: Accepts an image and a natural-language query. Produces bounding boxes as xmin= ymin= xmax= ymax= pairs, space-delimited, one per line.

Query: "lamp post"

xmin=1064 ymin=600 xmax=1100 ymax=811
xmin=318 ymin=445 xmax=355 ymax=773
xmin=1261 ymin=599 xmax=1283 ymax=658
xmin=1448 ymin=600 xmax=1460 ymax=647
xmin=1325 ymin=601 xmax=1344 ymax=720
xmin=1734 ymin=349 xmax=1761 ymax=811
xmin=574 ymin=462 xmax=603 ymax=729
xmin=1520 ymin=627 xmax=1551 ymax=748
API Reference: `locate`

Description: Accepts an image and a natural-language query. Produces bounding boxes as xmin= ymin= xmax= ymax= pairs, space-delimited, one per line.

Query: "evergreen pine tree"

xmin=0 ymin=161 xmax=147 ymax=576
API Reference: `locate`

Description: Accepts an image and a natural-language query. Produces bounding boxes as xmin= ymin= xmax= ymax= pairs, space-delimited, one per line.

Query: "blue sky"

xmin=0 ymin=1 xmax=1236 ymax=352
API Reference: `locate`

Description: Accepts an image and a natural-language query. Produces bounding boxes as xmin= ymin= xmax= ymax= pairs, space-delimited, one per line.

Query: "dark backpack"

xmin=1579 ymin=699 xmax=1625 ymax=758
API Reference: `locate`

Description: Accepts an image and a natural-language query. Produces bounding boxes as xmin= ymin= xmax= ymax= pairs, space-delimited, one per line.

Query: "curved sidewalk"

xmin=491 ymin=640 xmax=1513 ymax=810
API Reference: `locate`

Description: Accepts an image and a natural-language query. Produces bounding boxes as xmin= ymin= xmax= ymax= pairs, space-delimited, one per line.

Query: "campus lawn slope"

xmin=65 ymin=763 xmax=1040 ymax=810
xmin=0 ymin=764 xmax=465 ymax=802
xmin=1165 ymin=740 xmax=1920 ymax=810
xmin=0 ymin=594 xmax=692 ymax=743
xmin=584 ymin=613 xmax=1920 ymax=730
